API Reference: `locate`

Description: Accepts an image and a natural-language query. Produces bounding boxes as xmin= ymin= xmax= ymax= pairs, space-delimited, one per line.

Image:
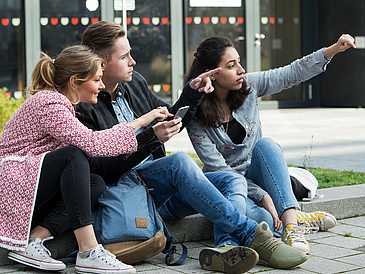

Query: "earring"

xmin=211 ymin=78 xmax=215 ymax=81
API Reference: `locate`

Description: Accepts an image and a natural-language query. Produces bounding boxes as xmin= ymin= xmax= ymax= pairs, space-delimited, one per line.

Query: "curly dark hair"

xmin=185 ymin=36 xmax=251 ymax=127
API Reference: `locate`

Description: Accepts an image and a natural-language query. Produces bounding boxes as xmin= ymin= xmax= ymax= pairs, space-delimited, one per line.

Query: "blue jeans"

xmin=245 ymin=198 xmax=283 ymax=238
xmin=245 ymin=137 xmax=299 ymax=234
xmin=134 ymin=152 xmax=258 ymax=247
xmin=160 ymin=138 xmax=298 ymax=243
xmin=212 ymin=137 xmax=297 ymax=238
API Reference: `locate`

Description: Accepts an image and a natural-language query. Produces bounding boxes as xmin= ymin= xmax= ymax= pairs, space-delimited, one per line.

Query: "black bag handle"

xmin=162 ymin=220 xmax=188 ymax=266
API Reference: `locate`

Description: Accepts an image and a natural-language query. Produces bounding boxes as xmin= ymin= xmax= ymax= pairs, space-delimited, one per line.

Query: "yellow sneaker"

xmin=282 ymin=224 xmax=310 ymax=254
xmin=297 ymin=211 xmax=337 ymax=231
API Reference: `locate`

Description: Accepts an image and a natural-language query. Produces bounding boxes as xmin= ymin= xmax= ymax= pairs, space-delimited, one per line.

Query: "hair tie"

xmin=193 ymin=52 xmax=197 ymax=57
xmin=52 ymin=59 xmax=55 ymax=64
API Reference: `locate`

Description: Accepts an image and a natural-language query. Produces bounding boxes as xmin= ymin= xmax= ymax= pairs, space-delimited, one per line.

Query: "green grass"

xmin=167 ymin=152 xmax=365 ymax=189
xmin=306 ymin=167 xmax=365 ymax=189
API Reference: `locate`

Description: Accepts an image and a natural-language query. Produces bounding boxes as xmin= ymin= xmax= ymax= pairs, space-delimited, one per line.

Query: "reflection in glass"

xmin=40 ymin=0 xmax=100 ymax=57
xmin=115 ymin=0 xmax=171 ymax=101
xmin=0 ymin=0 xmax=25 ymax=96
xmin=260 ymin=0 xmax=302 ymax=102
xmin=185 ymin=1 xmax=246 ymax=77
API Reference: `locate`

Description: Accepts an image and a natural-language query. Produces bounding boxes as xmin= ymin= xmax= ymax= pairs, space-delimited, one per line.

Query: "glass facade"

xmin=115 ymin=0 xmax=172 ymax=101
xmin=0 ymin=0 xmax=312 ymax=106
xmin=260 ymin=0 xmax=302 ymax=102
xmin=184 ymin=1 xmax=246 ymax=78
xmin=40 ymin=0 xmax=100 ymax=56
xmin=0 ymin=0 xmax=25 ymax=97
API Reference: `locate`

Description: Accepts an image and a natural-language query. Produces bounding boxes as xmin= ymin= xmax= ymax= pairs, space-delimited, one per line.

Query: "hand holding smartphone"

xmin=174 ymin=106 xmax=190 ymax=120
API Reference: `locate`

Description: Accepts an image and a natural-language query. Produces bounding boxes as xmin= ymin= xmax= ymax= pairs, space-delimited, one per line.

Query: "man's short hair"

xmin=82 ymin=21 xmax=126 ymax=62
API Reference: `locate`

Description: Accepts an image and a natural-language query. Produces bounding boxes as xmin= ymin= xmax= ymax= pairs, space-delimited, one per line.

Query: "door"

xmin=258 ymin=0 xmax=314 ymax=108
xmin=184 ymin=0 xmax=248 ymax=83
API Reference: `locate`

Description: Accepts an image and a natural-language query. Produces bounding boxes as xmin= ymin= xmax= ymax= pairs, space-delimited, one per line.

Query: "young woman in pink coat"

xmin=0 ymin=45 xmax=169 ymax=274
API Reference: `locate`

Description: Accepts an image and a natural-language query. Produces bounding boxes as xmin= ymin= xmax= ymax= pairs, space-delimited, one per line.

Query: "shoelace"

xmin=284 ymin=226 xmax=306 ymax=244
xmin=297 ymin=213 xmax=324 ymax=229
xmin=259 ymin=236 xmax=283 ymax=253
xmin=28 ymin=237 xmax=53 ymax=258
xmin=298 ymin=223 xmax=319 ymax=234
xmin=90 ymin=245 xmax=118 ymax=267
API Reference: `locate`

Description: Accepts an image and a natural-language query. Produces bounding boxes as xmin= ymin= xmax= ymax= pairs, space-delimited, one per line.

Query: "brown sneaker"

xmin=248 ymin=222 xmax=308 ymax=269
xmin=199 ymin=244 xmax=259 ymax=273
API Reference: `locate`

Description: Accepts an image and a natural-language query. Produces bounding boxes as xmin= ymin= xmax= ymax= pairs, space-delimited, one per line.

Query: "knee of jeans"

xmin=255 ymin=137 xmax=282 ymax=152
xmin=170 ymin=151 xmax=200 ymax=169
xmin=64 ymin=146 xmax=88 ymax=161
xmin=207 ymin=172 xmax=247 ymax=195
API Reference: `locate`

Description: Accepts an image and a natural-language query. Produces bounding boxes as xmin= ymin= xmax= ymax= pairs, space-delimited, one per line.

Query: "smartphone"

xmin=174 ymin=106 xmax=190 ymax=120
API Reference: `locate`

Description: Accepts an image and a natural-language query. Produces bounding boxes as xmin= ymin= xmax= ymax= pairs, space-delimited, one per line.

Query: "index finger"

xmin=199 ymin=67 xmax=222 ymax=79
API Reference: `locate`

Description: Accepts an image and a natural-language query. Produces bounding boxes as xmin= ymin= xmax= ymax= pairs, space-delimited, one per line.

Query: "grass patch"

xmin=167 ymin=152 xmax=365 ymax=189
xmin=306 ymin=167 xmax=365 ymax=189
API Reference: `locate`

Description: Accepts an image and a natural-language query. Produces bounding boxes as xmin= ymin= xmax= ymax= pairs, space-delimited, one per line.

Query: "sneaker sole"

xmin=75 ymin=265 xmax=136 ymax=274
xmin=8 ymin=252 xmax=66 ymax=271
xmin=258 ymin=254 xmax=308 ymax=269
xmin=199 ymin=246 xmax=259 ymax=274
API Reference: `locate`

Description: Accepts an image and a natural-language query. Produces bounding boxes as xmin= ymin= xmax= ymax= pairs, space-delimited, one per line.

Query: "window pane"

xmin=185 ymin=1 xmax=246 ymax=76
xmin=260 ymin=0 xmax=302 ymax=102
xmin=0 ymin=0 xmax=25 ymax=97
xmin=40 ymin=0 xmax=100 ymax=56
xmin=115 ymin=0 xmax=171 ymax=102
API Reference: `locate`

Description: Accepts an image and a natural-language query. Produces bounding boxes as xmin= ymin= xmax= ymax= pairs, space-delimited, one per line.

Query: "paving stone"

xmin=313 ymin=235 xmax=365 ymax=249
xmin=308 ymin=242 xmax=362 ymax=259
xmin=305 ymin=231 xmax=337 ymax=241
xmin=335 ymin=253 xmax=365 ymax=267
xmin=300 ymin=256 xmax=361 ymax=273
xmin=329 ymin=223 xmax=365 ymax=239
xmin=340 ymin=216 xmax=365 ymax=227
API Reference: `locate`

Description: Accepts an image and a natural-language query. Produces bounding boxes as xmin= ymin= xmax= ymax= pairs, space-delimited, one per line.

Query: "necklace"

xmin=223 ymin=112 xmax=230 ymax=135
xmin=226 ymin=113 xmax=230 ymax=134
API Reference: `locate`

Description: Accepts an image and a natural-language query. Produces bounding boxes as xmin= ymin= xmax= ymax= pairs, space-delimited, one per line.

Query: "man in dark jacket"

xmin=76 ymin=20 xmax=308 ymax=273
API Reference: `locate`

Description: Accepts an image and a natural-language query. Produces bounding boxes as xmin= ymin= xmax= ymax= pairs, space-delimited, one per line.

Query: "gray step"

xmin=298 ymin=184 xmax=365 ymax=219
xmin=1 ymin=184 xmax=364 ymax=266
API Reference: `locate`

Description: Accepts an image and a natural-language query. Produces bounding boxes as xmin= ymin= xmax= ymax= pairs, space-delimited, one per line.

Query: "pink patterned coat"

xmin=0 ymin=90 xmax=137 ymax=251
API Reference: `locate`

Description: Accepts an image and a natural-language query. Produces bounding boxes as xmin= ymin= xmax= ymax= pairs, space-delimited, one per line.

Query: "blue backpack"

xmin=92 ymin=170 xmax=187 ymax=266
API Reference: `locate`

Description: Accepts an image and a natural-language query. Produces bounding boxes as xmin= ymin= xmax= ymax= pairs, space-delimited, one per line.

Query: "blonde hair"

xmin=26 ymin=45 xmax=102 ymax=104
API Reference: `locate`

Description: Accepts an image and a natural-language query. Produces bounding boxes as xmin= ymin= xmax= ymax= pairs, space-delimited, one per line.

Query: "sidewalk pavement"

xmin=2 ymin=107 xmax=365 ymax=273
xmin=165 ymin=107 xmax=365 ymax=172
xmin=2 ymin=215 xmax=365 ymax=273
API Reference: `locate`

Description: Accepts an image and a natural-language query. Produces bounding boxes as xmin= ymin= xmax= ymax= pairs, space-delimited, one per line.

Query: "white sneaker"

xmin=8 ymin=237 xmax=66 ymax=271
xmin=75 ymin=244 xmax=136 ymax=274
xmin=282 ymin=224 xmax=310 ymax=254
xmin=297 ymin=211 xmax=337 ymax=231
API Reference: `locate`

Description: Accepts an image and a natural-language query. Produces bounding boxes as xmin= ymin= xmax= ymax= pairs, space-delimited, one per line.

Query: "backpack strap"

xmin=161 ymin=220 xmax=188 ymax=266
xmin=133 ymin=169 xmax=188 ymax=266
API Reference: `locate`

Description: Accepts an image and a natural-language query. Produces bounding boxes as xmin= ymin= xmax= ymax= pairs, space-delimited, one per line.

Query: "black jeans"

xmin=31 ymin=146 xmax=107 ymax=237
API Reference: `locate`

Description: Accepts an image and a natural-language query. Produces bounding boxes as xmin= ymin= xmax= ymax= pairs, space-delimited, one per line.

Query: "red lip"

xmin=237 ymin=77 xmax=244 ymax=83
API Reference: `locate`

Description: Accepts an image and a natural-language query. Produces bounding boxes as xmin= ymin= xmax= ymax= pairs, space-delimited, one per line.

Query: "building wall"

xmin=318 ymin=0 xmax=365 ymax=107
